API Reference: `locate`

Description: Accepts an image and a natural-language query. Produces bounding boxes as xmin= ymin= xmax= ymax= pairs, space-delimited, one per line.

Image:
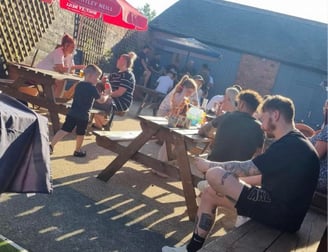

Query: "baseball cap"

xmin=193 ymin=75 xmax=204 ymax=83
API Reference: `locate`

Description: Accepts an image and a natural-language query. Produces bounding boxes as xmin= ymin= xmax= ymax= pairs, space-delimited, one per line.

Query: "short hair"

xmin=84 ymin=64 xmax=102 ymax=76
xmin=260 ymin=95 xmax=295 ymax=123
xmin=237 ymin=89 xmax=263 ymax=113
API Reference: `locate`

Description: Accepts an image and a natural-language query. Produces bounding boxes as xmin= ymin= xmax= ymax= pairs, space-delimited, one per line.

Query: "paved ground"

xmin=0 ymin=102 xmax=236 ymax=252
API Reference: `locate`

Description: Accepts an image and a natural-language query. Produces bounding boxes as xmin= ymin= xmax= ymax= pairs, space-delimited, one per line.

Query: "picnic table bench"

xmin=94 ymin=115 xmax=211 ymax=221
xmin=199 ymin=208 xmax=326 ymax=252
xmin=134 ymin=85 xmax=166 ymax=116
xmin=0 ymin=62 xmax=82 ymax=133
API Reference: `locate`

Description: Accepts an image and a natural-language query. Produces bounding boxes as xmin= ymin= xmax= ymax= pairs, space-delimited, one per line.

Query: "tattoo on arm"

xmin=220 ymin=160 xmax=260 ymax=177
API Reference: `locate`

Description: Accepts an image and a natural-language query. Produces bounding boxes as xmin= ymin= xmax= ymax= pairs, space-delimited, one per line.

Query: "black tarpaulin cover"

xmin=0 ymin=93 xmax=52 ymax=194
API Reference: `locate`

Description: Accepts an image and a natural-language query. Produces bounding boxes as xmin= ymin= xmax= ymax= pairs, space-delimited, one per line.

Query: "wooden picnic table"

xmin=0 ymin=62 xmax=82 ymax=133
xmin=134 ymin=85 xmax=166 ymax=116
xmin=94 ymin=115 xmax=211 ymax=221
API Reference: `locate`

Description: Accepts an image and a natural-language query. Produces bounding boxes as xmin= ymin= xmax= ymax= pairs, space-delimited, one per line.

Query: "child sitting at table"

xmin=49 ymin=64 xmax=108 ymax=157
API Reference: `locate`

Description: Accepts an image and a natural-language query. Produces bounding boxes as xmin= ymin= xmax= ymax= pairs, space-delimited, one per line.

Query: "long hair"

xmin=61 ymin=34 xmax=74 ymax=47
xmin=170 ymin=75 xmax=197 ymax=112
xmin=225 ymin=87 xmax=239 ymax=110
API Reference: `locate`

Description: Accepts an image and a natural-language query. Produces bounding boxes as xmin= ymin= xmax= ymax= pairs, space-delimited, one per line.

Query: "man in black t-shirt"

xmin=134 ymin=45 xmax=151 ymax=86
xmin=202 ymin=90 xmax=264 ymax=162
xmin=162 ymin=95 xmax=320 ymax=252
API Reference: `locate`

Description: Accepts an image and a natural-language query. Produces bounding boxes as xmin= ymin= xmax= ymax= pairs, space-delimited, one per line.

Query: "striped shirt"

xmin=109 ymin=70 xmax=135 ymax=112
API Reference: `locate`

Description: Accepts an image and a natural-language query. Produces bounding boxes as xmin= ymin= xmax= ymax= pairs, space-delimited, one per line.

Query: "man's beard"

xmin=265 ymin=117 xmax=276 ymax=138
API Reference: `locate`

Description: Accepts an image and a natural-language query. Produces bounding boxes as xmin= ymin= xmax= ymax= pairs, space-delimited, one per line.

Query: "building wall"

xmin=150 ymin=30 xmax=326 ymax=128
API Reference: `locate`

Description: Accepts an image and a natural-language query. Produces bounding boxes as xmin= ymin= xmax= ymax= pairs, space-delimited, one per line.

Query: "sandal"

xmin=73 ymin=150 xmax=86 ymax=157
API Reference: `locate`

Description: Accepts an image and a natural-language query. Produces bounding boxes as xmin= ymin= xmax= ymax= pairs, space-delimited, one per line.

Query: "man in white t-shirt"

xmin=155 ymin=69 xmax=176 ymax=94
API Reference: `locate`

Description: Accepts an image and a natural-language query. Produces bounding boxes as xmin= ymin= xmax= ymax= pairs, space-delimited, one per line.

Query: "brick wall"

xmin=236 ymin=54 xmax=280 ymax=95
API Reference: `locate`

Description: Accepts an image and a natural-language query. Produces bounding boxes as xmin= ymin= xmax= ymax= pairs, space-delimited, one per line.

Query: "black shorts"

xmin=235 ymin=186 xmax=298 ymax=232
xmin=61 ymin=114 xmax=88 ymax=135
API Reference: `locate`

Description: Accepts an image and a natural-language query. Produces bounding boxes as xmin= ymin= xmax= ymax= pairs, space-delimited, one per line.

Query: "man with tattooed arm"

xmin=162 ymin=95 xmax=319 ymax=252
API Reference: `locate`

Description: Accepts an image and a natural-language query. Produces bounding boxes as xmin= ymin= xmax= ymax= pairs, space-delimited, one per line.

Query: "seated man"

xmin=162 ymin=95 xmax=320 ymax=252
xmin=203 ymin=89 xmax=265 ymax=162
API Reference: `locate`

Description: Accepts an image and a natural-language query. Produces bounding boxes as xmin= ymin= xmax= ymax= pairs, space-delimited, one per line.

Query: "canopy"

xmin=0 ymin=93 xmax=52 ymax=194
xmin=42 ymin=0 xmax=148 ymax=30
xmin=155 ymin=37 xmax=222 ymax=62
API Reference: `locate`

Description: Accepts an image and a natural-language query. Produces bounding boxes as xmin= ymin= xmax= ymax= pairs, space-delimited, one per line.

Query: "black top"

xmin=68 ymin=81 xmax=100 ymax=120
xmin=253 ymin=130 xmax=320 ymax=231
xmin=109 ymin=71 xmax=135 ymax=112
xmin=208 ymin=111 xmax=264 ymax=162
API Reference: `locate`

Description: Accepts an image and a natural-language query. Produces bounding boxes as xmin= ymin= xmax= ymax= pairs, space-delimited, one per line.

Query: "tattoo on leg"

xmin=221 ymin=171 xmax=235 ymax=185
xmin=199 ymin=213 xmax=214 ymax=231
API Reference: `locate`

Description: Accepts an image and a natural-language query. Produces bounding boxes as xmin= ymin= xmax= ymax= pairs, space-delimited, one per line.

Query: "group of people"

xmin=36 ymin=34 xmax=326 ymax=252
xmin=162 ymin=88 xmax=327 ymax=252
xmin=133 ymin=45 xmax=215 ymax=105
xmin=42 ymin=34 xmax=137 ymax=157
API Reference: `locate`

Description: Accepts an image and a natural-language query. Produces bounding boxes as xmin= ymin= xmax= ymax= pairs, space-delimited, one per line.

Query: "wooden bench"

xmin=199 ymin=209 xmax=326 ymax=252
xmin=134 ymin=85 xmax=166 ymax=116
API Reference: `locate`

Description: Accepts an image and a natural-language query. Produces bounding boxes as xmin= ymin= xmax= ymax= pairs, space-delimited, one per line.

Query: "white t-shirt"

xmin=155 ymin=75 xmax=174 ymax=94
xmin=36 ymin=47 xmax=74 ymax=71
xmin=206 ymin=94 xmax=224 ymax=111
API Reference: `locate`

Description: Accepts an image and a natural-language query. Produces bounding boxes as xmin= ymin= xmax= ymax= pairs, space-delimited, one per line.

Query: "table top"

xmin=8 ymin=62 xmax=83 ymax=82
xmin=138 ymin=115 xmax=210 ymax=143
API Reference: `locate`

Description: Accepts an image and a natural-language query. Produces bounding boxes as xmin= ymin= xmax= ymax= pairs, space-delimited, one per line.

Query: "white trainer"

xmin=197 ymin=180 xmax=209 ymax=192
xmin=234 ymin=215 xmax=251 ymax=228
xmin=162 ymin=245 xmax=187 ymax=252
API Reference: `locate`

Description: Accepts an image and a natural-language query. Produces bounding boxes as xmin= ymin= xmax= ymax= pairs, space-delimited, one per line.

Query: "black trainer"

xmin=73 ymin=150 xmax=86 ymax=157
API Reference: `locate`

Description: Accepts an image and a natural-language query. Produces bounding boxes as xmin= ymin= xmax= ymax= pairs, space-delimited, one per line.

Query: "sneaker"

xmin=234 ymin=215 xmax=251 ymax=228
xmin=162 ymin=245 xmax=187 ymax=252
xmin=73 ymin=150 xmax=86 ymax=157
xmin=49 ymin=144 xmax=53 ymax=155
xmin=197 ymin=180 xmax=209 ymax=192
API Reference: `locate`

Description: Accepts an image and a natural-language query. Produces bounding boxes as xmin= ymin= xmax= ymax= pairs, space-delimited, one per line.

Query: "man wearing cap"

xmin=155 ymin=69 xmax=177 ymax=94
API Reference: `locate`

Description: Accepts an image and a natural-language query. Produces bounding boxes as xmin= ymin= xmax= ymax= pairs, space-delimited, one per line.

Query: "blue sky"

xmin=128 ymin=0 xmax=328 ymax=23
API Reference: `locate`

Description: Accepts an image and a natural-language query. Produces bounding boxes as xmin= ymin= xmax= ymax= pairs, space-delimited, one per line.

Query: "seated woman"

xmin=36 ymin=34 xmax=85 ymax=98
xmin=92 ymin=52 xmax=137 ymax=129
xmin=155 ymin=75 xmax=198 ymax=166
xmin=310 ymin=100 xmax=327 ymax=194
xmin=157 ymin=75 xmax=198 ymax=117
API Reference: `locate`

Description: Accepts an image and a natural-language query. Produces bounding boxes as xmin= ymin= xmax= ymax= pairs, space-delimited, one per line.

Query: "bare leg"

xmin=54 ymin=79 xmax=66 ymax=98
xmin=206 ymin=167 xmax=244 ymax=202
xmin=143 ymin=70 xmax=151 ymax=87
xmin=75 ymin=135 xmax=84 ymax=152
xmin=194 ymin=186 xmax=235 ymax=238
xmin=51 ymin=129 xmax=69 ymax=148
xmin=93 ymin=114 xmax=107 ymax=128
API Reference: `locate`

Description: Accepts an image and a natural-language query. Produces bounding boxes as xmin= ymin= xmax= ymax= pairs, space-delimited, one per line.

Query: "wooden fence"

xmin=0 ymin=0 xmax=55 ymax=63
